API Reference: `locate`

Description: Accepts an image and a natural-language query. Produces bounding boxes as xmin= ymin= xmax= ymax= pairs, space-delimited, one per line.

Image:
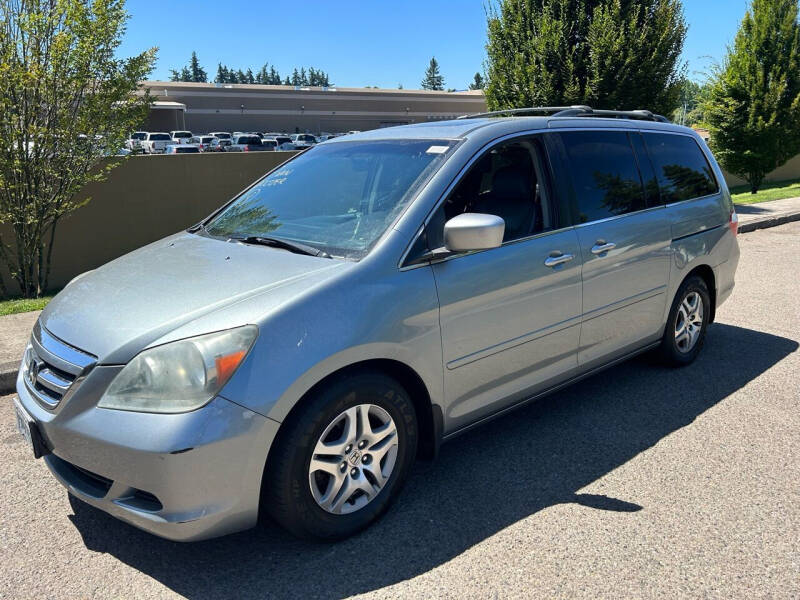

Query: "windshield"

xmin=205 ymin=139 xmax=456 ymax=259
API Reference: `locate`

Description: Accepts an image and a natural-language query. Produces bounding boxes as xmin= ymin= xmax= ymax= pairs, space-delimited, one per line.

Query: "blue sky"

xmin=118 ymin=0 xmax=751 ymax=89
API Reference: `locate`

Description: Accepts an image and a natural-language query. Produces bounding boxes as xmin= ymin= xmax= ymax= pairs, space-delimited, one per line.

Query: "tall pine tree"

xmin=704 ymin=0 xmax=800 ymax=193
xmin=484 ymin=0 xmax=686 ymax=115
xmin=421 ymin=57 xmax=445 ymax=90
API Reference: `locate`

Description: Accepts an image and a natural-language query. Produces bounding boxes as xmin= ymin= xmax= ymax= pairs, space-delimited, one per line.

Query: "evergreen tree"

xmin=269 ymin=66 xmax=280 ymax=85
xmin=189 ymin=51 xmax=207 ymax=82
xmin=704 ymin=0 xmax=800 ymax=193
xmin=180 ymin=66 xmax=191 ymax=82
xmin=421 ymin=57 xmax=444 ymax=90
xmin=245 ymin=68 xmax=255 ymax=84
xmin=284 ymin=75 xmax=291 ymax=85
xmin=168 ymin=68 xmax=180 ymax=82
xmin=484 ymin=0 xmax=686 ymax=115
xmin=299 ymin=67 xmax=308 ymax=85
xmin=215 ymin=63 xmax=227 ymax=84
xmin=291 ymin=68 xmax=300 ymax=85
xmin=235 ymin=69 xmax=246 ymax=83
xmin=469 ymin=72 xmax=485 ymax=90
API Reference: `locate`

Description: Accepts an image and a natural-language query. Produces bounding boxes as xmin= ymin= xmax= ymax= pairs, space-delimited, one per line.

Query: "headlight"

xmin=98 ymin=325 xmax=258 ymax=413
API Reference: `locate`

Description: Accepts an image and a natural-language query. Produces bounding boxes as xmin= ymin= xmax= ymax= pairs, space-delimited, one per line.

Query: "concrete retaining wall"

xmin=0 ymin=151 xmax=297 ymax=297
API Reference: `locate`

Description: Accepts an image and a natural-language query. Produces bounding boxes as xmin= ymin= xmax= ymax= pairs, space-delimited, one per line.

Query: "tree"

xmin=215 ymin=63 xmax=228 ymax=84
xmin=703 ymin=0 xmax=800 ymax=193
xmin=469 ymin=72 xmax=485 ymax=90
xmin=0 ymin=0 xmax=155 ymax=297
xmin=189 ymin=51 xmax=207 ymax=82
xmin=421 ymin=57 xmax=445 ymax=90
xmin=245 ymin=68 xmax=255 ymax=84
xmin=484 ymin=0 xmax=687 ymax=115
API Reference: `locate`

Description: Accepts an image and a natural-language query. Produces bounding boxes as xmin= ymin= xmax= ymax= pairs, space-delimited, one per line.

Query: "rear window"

xmin=559 ymin=131 xmax=645 ymax=223
xmin=173 ymin=132 xmax=192 ymax=138
xmin=263 ymin=140 xmax=277 ymax=148
xmin=175 ymin=146 xmax=199 ymax=153
xmin=131 ymin=132 xmax=147 ymax=140
xmin=201 ymin=137 xmax=214 ymax=143
xmin=276 ymin=137 xmax=291 ymax=144
xmin=213 ymin=133 xmax=231 ymax=139
xmin=150 ymin=133 xmax=170 ymax=141
xmin=643 ymin=133 xmax=718 ymax=203
xmin=238 ymin=136 xmax=261 ymax=145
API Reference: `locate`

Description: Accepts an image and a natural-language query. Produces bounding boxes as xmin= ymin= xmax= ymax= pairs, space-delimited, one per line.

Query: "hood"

xmin=40 ymin=232 xmax=349 ymax=363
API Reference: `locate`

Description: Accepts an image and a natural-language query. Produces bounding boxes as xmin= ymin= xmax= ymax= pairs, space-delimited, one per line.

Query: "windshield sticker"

xmin=426 ymin=145 xmax=449 ymax=154
xmin=265 ymin=168 xmax=292 ymax=186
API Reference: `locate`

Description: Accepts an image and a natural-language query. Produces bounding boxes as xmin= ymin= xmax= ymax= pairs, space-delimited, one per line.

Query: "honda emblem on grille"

xmin=28 ymin=353 xmax=42 ymax=381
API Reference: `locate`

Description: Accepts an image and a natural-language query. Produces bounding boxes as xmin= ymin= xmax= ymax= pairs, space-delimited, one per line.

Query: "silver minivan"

xmin=14 ymin=107 xmax=740 ymax=541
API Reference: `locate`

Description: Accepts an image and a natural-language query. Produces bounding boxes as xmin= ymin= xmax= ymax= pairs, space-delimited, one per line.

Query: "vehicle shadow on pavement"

xmin=66 ymin=323 xmax=797 ymax=600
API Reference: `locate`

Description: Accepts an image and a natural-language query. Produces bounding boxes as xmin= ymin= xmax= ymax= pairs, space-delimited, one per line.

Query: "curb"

xmin=0 ymin=360 xmax=18 ymax=396
xmin=738 ymin=211 xmax=800 ymax=234
xmin=1 ymin=210 xmax=798 ymax=397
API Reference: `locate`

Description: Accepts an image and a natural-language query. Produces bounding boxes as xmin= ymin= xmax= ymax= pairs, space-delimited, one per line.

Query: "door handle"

xmin=544 ymin=253 xmax=574 ymax=268
xmin=591 ymin=242 xmax=616 ymax=255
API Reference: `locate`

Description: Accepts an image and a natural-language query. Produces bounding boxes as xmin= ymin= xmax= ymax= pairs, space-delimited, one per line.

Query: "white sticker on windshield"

xmin=426 ymin=145 xmax=449 ymax=154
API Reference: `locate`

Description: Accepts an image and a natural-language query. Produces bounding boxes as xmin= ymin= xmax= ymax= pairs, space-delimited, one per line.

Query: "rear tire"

xmin=262 ymin=372 xmax=418 ymax=540
xmin=660 ymin=275 xmax=711 ymax=367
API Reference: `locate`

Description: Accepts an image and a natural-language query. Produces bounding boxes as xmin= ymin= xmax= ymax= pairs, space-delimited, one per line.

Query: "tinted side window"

xmin=643 ymin=133 xmax=718 ymax=203
xmin=630 ymin=133 xmax=661 ymax=207
xmin=560 ymin=131 xmax=645 ymax=223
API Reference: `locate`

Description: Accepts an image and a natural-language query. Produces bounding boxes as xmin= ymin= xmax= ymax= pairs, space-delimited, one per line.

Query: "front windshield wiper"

xmin=230 ymin=235 xmax=331 ymax=258
xmin=187 ymin=222 xmax=209 ymax=235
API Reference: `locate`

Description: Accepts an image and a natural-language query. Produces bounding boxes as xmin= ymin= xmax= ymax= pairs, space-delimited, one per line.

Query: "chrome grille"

xmin=24 ymin=322 xmax=97 ymax=408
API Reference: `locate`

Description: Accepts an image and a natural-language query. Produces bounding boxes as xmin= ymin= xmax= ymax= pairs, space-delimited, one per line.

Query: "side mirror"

xmin=444 ymin=213 xmax=505 ymax=252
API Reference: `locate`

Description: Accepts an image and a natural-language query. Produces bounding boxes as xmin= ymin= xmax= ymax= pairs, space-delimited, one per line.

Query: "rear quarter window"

xmin=643 ymin=133 xmax=718 ymax=203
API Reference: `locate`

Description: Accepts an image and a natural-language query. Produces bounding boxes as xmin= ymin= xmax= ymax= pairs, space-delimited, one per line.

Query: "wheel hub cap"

xmin=308 ymin=403 xmax=399 ymax=515
xmin=674 ymin=291 xmax=704 ymax=353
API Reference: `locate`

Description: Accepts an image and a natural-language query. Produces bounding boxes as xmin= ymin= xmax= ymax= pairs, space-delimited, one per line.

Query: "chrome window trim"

xmin=572 ymin=204 xmax=666 ymax=228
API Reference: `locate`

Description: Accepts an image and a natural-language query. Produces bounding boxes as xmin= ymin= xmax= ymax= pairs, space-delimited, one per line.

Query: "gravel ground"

xmin=1 ymin=223 xmax=798 ymax=600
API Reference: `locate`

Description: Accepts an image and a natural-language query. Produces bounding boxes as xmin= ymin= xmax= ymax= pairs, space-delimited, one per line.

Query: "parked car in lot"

xmin=139 ymin=132 xmax=173 ymax=154
xmin=260 ymin=138 xmax=278 ymax=151
xmin=14 ymin=107 xmax=739 ymax=543
xmin=125 ymin=131 xmax=148 ymax=152
xmin=265 ymin=135 xmax=296 ymax=150
xmin=165 ymin=144 xmax=201 ymax=154
xmin=209 ymin=131 xmax=232 ymax=141
xmin=170 ymin=130 xmax=193 ymax=144
xmin=209 ymin=138 xmax=232 ymax=152
xmin=227 ymin=134 xmax=269 ymax=152
xmin=290 ymin=133 xmax=317 ymax=148
xmin=190 ymin=135 xmax=216 ymax=152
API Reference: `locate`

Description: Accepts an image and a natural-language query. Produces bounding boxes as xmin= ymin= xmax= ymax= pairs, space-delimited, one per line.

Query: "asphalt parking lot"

xmin=1 ymin=222 xmax=798 ymax=599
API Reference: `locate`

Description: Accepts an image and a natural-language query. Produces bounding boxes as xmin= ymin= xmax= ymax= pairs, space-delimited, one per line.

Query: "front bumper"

xmin=16 ymin=367 xmax=280 ymax=542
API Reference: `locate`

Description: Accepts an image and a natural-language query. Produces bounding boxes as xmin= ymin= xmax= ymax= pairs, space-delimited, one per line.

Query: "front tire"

xmin=262 ymin=372 xmax=418 ymax=540
xmin=660 ymin=275 xmax=711 ymax=366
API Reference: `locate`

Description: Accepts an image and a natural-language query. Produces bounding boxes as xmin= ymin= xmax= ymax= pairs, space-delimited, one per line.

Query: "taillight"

xmin=729 ymin=210 xmax=739 ymax=235
xmin=244 ymin=145 xmax=249 ymax=152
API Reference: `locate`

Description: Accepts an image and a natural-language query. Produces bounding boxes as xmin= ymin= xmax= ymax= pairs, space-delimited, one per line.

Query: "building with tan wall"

xmin=141 ymin=81 xmax=488 ymax=135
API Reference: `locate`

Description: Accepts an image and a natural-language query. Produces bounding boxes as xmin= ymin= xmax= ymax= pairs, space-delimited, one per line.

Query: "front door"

xmin=426 ymin=136 xmax=583 ymax=432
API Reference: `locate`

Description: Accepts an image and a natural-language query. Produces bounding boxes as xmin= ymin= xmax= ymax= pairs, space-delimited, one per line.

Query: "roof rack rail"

xmin=457 ymin=106 xmax=591 ymax=119
xmin=458 ymin=105 xmax=671 ymax=123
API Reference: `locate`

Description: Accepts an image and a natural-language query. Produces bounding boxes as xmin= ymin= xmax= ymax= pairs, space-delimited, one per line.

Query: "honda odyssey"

xmin=14 ymin=106 xmax=740 ymax=541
